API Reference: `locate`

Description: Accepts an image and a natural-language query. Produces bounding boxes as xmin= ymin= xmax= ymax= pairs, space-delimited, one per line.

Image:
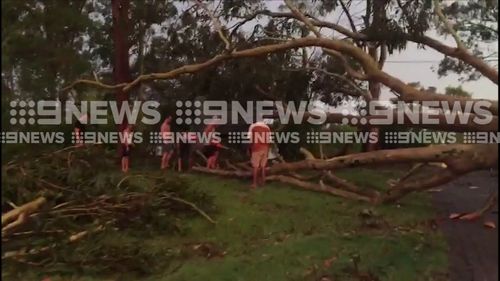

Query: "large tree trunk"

xmin=193 ymin=144 xmax=497 ymax=204
xmin=112 ymin=0 xmax=131 ymax=132
xmin=364 ymin=46 xmax=382 ymax=152
xmin=111 ymin=0 xmax=132 ymax=157
xmin=364 ymin=0 xmax=387 ymax=152
xmin=268 ymin=144 xmax=497 ymax=175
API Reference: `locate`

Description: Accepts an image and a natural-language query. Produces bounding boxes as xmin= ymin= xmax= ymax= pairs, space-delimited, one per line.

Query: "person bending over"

xmin=202 ymin=116 xmax=221 ymax=169
xmin=248 ymin=120 xmax=271 ymax=189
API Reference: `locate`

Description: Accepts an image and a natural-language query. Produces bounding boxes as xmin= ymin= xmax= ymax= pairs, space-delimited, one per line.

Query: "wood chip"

xmin=323 ymin=256 xmax=337 ymax=268
xmin=483 ymin=221 xmax=496 ymax=229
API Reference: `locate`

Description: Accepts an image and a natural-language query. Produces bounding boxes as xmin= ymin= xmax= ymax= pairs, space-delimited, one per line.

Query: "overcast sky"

xmin=381 ymin=33 xmax=498 ymax=100
xmin=159 ymin=1 xmax=497 ymax=101
xmin=262 ymin=0 xmax=498 ymax=101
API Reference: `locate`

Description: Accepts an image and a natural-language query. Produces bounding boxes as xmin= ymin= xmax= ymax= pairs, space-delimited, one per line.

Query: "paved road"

xmin=432 ymin=170 xmax=498 ymax=281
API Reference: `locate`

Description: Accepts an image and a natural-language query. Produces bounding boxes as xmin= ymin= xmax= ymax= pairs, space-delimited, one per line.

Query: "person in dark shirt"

xmin=177 ymin=130 xmax=197 ymax=172
xmin=202 ymin=116 xmax=221 ymax=169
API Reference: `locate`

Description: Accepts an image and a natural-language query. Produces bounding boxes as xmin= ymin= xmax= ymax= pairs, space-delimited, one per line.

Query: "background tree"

xmin=444 ymin=85 xmax=472 ymax=98
xmin=3 ymin=0 xmax=498 ymax=204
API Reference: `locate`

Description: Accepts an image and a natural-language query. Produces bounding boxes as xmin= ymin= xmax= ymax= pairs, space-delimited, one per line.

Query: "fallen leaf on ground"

xmin=483 ymin=221 xmax=496 ymax=229
xmin=459 ymin=212 xmax=481 ymax=221
xmin=323 ymin=256 xmax=337 ymax=268
xmin=449 ymin=213 xmax=462 ymax=219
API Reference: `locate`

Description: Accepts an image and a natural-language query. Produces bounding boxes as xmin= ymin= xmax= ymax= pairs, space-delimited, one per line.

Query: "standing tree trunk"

xmin=111 ymin=0 xmax=132 ymax=155
xmin=365 ymin=45 xmax=384 ymax=151
xmin=364 ymin=0 xmax=388 ymax=152
xmin=112 ymin=0 xmax=131 ymax=131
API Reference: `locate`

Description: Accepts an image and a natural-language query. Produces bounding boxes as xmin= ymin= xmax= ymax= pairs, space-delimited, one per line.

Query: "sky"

xmin=382 ymin=35 xmax=498 ymax=101
xmin=261 ymin=0 xmax=498 ymax=101
xmin=147 ymin=0 xmax=497 ymax=102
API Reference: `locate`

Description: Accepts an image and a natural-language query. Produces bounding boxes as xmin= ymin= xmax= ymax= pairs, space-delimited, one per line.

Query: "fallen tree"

xmin=191 ymin=143 xmax=497 ymax=206
xmin=59 ymin=0 xmax=498 ymax=213
xmin=1 ymin=145 xmax=216 ymax=273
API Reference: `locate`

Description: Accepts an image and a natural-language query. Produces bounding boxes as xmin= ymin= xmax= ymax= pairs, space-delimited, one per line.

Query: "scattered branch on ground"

xmin=2 ymin=146 xmax=215 ymax=273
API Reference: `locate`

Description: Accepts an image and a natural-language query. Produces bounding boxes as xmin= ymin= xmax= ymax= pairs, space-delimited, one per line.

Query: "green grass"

xmin=9 ymin=167 xmax=449 ymax=281
xmin=149 ymin=168 xmax=447 ymax=281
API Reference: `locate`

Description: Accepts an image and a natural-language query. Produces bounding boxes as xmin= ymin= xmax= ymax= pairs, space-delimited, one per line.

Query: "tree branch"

xmin=63 ymin=36 xmax=497 ymax=115
xmin=283 ymin=66 xmax=372 ymax=100
xmin=339 ymin=0 xmax=358 ymax=34
xmin=269 ymin=144 xmax=498 ymax=175
xmin=433 ymin=0 xmax=465 ymax=50
xmin=322 ymin=171 xmax=380 ymax=199
xmin=284 ymin=0 xmax=368 ymax=80
xmin=233 ymin=8 xmax=498 ymax=84
xmin=193 ymin=0 xmax=231 ymax=51
xmin=381 ymin=168 xmax=459 ymax=203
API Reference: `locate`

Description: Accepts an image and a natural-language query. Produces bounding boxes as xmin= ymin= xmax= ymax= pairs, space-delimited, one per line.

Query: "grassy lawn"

xmin=151 ymin=170 xmax=447 ymax=281
xmin=7 ymin=167 xmax=449 ymax=281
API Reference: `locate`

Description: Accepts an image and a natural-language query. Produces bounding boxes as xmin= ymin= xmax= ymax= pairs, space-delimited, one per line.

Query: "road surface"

xmin=432 ymin=170 xmax=498 ymax=281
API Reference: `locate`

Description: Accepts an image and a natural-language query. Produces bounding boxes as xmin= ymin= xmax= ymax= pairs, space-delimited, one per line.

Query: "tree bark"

xmin=2 ymin=197 xmax=46 ymax=227
xmin=112 ymin=0 xmax=132 ymax=132
xmin=268 ymin=144 xmax=497 ymax=175
xmin=240 ymin=10 xmax=498 ymax=85
xmin=365 ymin=46 xmax=382 ymax=152
xmin=65 ymin=36 xmax=498 ymax=117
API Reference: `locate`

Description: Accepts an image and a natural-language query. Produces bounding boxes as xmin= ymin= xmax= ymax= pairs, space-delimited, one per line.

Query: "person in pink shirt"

xmin=160 ymin=116 xmax=174 ymax=169
xmin=121 ymin=125 xmax=134 ymax=173
xmin=248 ymin=120 xmax=272 ymax=189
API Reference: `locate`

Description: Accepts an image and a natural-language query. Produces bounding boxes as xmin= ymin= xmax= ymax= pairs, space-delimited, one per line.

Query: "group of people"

xmin=158 ymin=115 xmax=273 ymax=188
xmin=159 ymin=115 xmax=222 ymax=172
xmin=74 ymin=113 xmax=273 ymax=188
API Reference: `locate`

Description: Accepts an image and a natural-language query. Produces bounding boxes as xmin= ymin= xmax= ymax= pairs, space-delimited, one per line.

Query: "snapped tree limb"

xmin=63 ymin=36 xmax=498 ymax=116
xmin=234 ymin=9 xmax=498 ymax=84
xmin=268 ymin=144 xmax=497 ymax=175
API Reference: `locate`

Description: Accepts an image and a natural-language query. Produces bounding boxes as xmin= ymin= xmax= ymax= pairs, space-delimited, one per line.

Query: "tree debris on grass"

xmin=1 ymin=145 xmax=216 ymax=275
